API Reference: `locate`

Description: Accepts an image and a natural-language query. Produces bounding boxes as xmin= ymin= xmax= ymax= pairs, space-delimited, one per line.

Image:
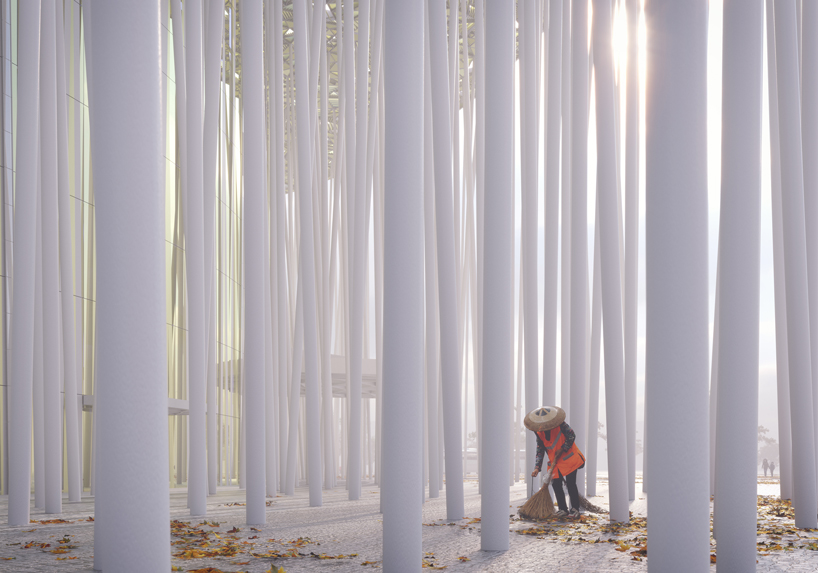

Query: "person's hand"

xmin=531 ymin=467 xmax=540 ymax=477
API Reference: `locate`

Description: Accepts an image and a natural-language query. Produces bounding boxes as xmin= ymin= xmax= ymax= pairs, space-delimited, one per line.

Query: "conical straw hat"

xmin=524 ymin=406 xmax=565 ymax=432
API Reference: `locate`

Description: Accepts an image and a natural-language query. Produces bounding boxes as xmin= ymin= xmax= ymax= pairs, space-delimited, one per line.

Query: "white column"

xmin=40 ymin=0 xmax=62 ymax=516
xmin=569 ymin=0 xmax=588 ymax=497
xmin=8 ymin=0 xmax=41 ymax=527
xmin=34 ymin=202 xmax=44 ymax=510
xmin=204 ymin=0 xmax=225 ymax=497
xmin=624 ymin=0 xmax=639 ymax=502
xmin=559 ymin=0 xmax=572 ymax=413
xmin=586 ymin=204 xmax=601 ymax=498
xmin=543 ymin=0 xmax=562 ymax=407
xmin=482 ymin=0 xmax=513 ymax=552
xmin=264 ymin=158 xmax=277 ymax=497
xmin=774 ymin=0 xmax=818 ymax=529
xmin=592 ymin=0 xmax=629 ymax=523
xmin=274 ymin=0 xmax=289 ymax=492
xmin=348 ymin=0 xmax=371 ymax=501
xmin=293 ymin=0 xmax=323 ymax=508
xmin=242 ymin=0 xmax=267 ymax=525
xmin=765 ymin=0 xmax=793 ymax=501
xmin=714 ymin=1 xmax=763 ymax=567
xmin=474 ymin=0 xmax=486 ymax=496
xmin=644 ymin=1 xmax=711 ymax=570
xmin=427 ymin=0 xmax=465 ymax=521
xmin=423 ymin=34 xmax=441 ymax=499
xmin=522 ymin=0 xmax=540 ymax=482
xmin=56 ymin=0 xmax=82 ymax=503
xmin=90 ymin=1 xmax=170 ymax=570
xmin=382 ymin=0 xmax=424 ymax=568
xmin=185 ymin=0 xmax=208 ymax=517
xmin=801 ymin=0 xmax=818 ymax=506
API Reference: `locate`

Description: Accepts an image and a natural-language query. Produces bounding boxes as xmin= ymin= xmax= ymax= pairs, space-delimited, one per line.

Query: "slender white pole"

xmin=274 ymin=0 xmax=289 ymax=492
xmin=293 ymin=0 xmax=323 ymax=507
xmin=522 ymin=0 xmax=540 ymax=483
xmin=185 ymin=0 xmax=208 ymax=517
xmin=427 ymin=0 xmax=465 ymax=520
xmin=586 ymin=201 xmax=601 ymax=498
xmin=242 ymin=0 xmax=268 ymax=525
xmin=774 ymin=0 xmax=818 ymax=529
xmin=645 ymin=1 xmax=711 ymax=569
xmin=204 ymin=0 xmax=225 ymax=497
xmin=55 ymin=0 xmax=81 ymax=503
xmin=801 ymin=1 xmax=818 ymax=505
xmin=348 ymin=0 xmax=371 ymax=502
xmin=382 ymin=0 xmax=424 ymax=566
xmin=765 ymin=0 xmax=794 ymax=501
xmin=423 ymin=31 xmax=441 ymax=499
xmin=482 ymin=0 xmax=514 ymax=552
xmin=40 ymin=0 xmax=62 ymax=516
xmin=624 ymin=0 xmax=639 ymax=502
xmin=569 ymin=0 xmax=589 ymax=497
xmin=560 ymin=0 xmax=572 ymax=412
xmin=543 ymin=0 xmax=562 ymax=408
xmin=90 ymin=1 xmax=170 ymax=569
xmin=592 ymin=0 xmax=629 ymax=523
xmin=714 ymin=1 xmax=763 ymax=567
xmin=475 ymin=0 xmax=486 ymax=494
xmin=34 ymin=194 xmax=44 ymax=511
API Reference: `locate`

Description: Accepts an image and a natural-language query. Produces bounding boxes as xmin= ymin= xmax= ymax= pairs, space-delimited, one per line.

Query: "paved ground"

xmin=0 ymin=477 xmax=815 ymax=571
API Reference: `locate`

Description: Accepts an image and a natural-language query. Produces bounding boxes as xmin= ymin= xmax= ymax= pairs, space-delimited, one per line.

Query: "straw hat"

xmin=524 ymin=406 xmax=565 ymax=432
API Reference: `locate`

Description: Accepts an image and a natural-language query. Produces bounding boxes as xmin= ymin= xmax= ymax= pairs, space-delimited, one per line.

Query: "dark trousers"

xmin=552 ymin=469 xmax=580 ymax=512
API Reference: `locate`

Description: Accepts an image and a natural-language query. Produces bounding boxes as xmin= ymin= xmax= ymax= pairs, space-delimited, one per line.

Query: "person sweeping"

xmin=526 ymin=406 xmax=586 ymax=518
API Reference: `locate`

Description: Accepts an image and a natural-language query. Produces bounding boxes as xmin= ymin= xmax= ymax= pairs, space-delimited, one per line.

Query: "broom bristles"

xmin=518 ymin=484 xmax=557 ymax=520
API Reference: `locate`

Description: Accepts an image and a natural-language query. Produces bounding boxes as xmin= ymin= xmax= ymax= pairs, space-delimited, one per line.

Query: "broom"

xmin=518 ymin=456 xmax=606 ymax=520
xmin=518 ymin=470 xmax=558 ymax=520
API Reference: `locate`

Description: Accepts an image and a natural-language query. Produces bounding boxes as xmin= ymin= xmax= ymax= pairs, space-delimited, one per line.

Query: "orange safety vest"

xmin=537 ymin=426 xmax=586 ymax=479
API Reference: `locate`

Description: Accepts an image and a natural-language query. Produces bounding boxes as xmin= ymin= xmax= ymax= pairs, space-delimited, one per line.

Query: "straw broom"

xmin=518 ymin=467 xmax=558 ymax=520
xmin=519 ymin=457 xmax=606 ymax=520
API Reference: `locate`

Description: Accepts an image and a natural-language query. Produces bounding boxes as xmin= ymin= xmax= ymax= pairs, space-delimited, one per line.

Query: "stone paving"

xmin=0 ymin=478 xmax=815 ymax=572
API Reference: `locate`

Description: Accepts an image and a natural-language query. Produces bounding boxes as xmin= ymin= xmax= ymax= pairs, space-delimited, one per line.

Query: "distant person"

xmin=770 ymin=461 xmax=776 ymax=477
xmin=762 ymin=458 xmax=769 ymax=477
xmin=526 ymin=406 xmax=586 ymax=518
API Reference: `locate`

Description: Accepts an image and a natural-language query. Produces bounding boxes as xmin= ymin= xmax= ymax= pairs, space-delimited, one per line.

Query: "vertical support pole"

xmin=543 ymin=0 xmax=562 ymax=408
xmin=56 ymin=0 xmax=82 ymax=503
xmin=90 ymin=1 xmax=170 ymax=569
xmin=522 ymin=0 xmax=539 ymax=483
xmin=765 ymin=0 xmax=794 ymax=501
xmin=293 ymin=0 xmax=324 ymax=508
xmin=242 ymin=0 xmax=268 ymax=525
xmin=569 ymin=0 xmax=589 ymax=497
xmin=185 ymin=0 xmax=208 ymax=517
xmin=714 ymin=0 xmax=763 ymax=567
xmin=592 ymin=0 xmax=630 ymax=524
xmin=382 ymin=1 xmax=424 ymax=568
xmin=274 ymin=0 xmax=289 ymax=492
xmin=774 ymin=0 xmax=818 ymax=529
xmin=423 ymin=27 xmax=441 ymax=498
xmin=349 ymin=0 xmax=372 ymax=502
xmin=645 ymin=0 xmax=712 ymax=569
xmin=482 ymin=0 xmax=513 ymax=552
xmin=40 ymin=0 xmax=62 ymax=516
xmin=204 ymin=0 xmax=226 ymax=498
xmin=801 ymin=0 xmax=818 ymax=507
xmin=427 ymin=0 xmax=465 ymax=520
xmin=560 ymin=0 xmax=572 ymax=412
xmin=624 ymin=0 xmax=639 ymax=502
xmin=8 ymin=0 xmax=41 ymax=527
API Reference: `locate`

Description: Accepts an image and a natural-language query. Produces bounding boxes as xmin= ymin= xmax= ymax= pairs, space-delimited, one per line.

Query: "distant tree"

xmin=758 ymin=425 xmax=779 ymax=467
